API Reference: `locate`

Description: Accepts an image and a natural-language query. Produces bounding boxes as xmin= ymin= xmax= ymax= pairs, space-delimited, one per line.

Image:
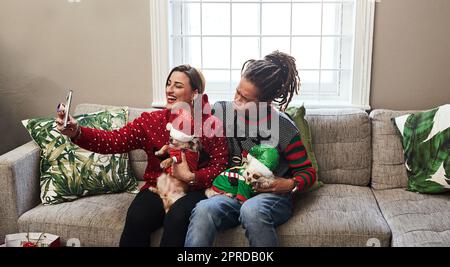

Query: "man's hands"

xmin=170 ymin=151 xmax=195 ymax=184
xmin=255 ymin=177 xmax=296 ymax=194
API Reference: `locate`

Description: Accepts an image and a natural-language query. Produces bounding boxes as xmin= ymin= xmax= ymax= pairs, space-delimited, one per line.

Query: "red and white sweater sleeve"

xmin=72 ymin=114 xmax=149 ymax=154
xmin=283 ymin=134 xmax=317 ymax=192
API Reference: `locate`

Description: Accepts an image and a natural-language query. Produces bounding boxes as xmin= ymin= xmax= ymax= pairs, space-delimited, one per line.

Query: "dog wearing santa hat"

xmin=151 ymin=102 xmax=201 ymax=212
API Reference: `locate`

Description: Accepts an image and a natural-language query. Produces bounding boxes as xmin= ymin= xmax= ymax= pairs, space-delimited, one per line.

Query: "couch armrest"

xmin=0 ymin=141 xmax=41 ymax=242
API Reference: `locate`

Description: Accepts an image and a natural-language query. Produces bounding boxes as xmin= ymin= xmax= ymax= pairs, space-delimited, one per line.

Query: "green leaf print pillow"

xmin=285 ymin=105 xmax=323 ymax=192
xmin=393 ymin=104 xmax=450 ymax=194
xmin=22 ymin=107 xmax=137 ymax=205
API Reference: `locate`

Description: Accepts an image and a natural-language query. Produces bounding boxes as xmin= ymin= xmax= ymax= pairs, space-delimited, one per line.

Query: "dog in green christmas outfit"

xmin=205 ymin=144 xmax=279 ymax=202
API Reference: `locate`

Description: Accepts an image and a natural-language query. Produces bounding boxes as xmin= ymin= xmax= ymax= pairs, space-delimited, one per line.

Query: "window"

xmin=150 ymin=0 xmax=376 ymax=109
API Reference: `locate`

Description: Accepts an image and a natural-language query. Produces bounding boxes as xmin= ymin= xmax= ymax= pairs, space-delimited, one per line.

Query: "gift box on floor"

xmin=5 ymin=233 xmax=61 ymax=247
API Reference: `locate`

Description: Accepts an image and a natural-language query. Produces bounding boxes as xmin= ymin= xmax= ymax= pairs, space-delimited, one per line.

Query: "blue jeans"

xmin=184 ymin=193 xmax=293 ymax=247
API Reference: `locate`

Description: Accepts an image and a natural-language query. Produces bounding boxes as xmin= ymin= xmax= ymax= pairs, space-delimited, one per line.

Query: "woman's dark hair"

xmin=241 ymin=50 xmax=300 ymax=111
xmin=166 ymin=64 xmax=206 ymax=94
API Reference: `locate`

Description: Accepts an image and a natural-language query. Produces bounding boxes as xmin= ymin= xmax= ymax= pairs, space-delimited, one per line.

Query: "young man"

xmin=185 ymin=51 xmax=317 ymax=247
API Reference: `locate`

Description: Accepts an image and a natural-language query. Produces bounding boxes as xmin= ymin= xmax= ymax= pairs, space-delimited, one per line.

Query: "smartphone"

xmin=63 ymin=90 xmax=73 ymax=128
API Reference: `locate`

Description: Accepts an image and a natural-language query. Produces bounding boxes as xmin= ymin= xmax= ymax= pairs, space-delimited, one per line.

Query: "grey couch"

xmin=1 ymin=104 xmax=449 ymax=247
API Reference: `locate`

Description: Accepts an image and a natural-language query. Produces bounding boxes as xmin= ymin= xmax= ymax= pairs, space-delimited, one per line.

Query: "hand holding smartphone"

xmin=63 ymin=90 xmax=73 ymax=129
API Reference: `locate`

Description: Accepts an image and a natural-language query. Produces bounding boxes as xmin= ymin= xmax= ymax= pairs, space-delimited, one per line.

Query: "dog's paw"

xmin=205 ymin=188 xmax=217 ymax=198
xmin=148 ymin=187 xmax=158 ymax=194
xmin=160 ymin=159 xmax=172 ymax=169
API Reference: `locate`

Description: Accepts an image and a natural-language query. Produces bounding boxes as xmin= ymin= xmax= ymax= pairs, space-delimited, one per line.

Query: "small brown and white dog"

xmin=150 ymin=133 xmax=201 ymax=213
xmin=204 ymin=151 xmax=277 ymax=202
xmin=243 ymin=168 xmax=276 ymax=190
xmin=204 ymin=164 xmax=276 ymax=200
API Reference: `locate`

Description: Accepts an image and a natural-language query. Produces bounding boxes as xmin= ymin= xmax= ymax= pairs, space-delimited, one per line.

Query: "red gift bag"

xmin=5 ymin=233 xmax=61 ymax=247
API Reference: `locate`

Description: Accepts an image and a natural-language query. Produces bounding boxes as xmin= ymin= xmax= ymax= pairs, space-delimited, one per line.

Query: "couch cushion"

xmin=152 ymin=185 xmax=391 ymax=247
xmin=18 ymin=192 xmax=135 ymax=247
xmin=305 ymin=109 xmax=371 ymax=186
xmin=370 ymin=110 xmax=418 ymax=190
xmin=373 ymin=189 xmax=450 ymax=247
xmin=281 ymin=184 xmax=391 ymax=246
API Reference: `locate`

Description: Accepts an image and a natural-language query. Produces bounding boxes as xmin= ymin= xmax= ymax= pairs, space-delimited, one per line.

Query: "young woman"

xmin=185 ymin=51 xmax=317 ymax=247
xmin=56 ymin=65 xmax=228 ymax=247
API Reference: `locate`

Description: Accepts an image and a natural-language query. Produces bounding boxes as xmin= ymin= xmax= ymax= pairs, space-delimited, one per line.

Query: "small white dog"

xmin=204 ymin=146 xmax=278 ymax=202
xmin=243 ymin=168 xmax=275 ymax=190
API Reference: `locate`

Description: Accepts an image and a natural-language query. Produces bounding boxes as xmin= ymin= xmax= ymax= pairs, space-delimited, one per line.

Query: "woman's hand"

xmin=255 ymin=177 xmax=295 ymax=194
xmin=55 ymin=103 xmax=79 ymax=139
xmin=170 ymin=151 xmax=195 ymax=183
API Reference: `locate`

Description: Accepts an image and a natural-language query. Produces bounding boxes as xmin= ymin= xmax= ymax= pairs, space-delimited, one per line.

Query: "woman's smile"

xmin=167 ymin=95 xmax=177 ymax=104
xmin=165 ymin=71 xmax=196 ymax=109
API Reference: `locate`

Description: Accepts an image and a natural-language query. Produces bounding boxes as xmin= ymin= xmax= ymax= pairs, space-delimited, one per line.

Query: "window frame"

xmin=150 ymin=0 xmax=376 ymax=110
